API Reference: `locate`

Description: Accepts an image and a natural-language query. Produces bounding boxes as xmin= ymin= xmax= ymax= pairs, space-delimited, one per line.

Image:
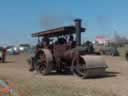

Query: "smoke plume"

xmin=40 ymin=15 xmax=75 ymax=30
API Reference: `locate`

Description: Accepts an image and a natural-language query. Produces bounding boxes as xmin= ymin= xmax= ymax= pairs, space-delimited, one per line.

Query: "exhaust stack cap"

xmin=74 ymin=18 xmax=81 ymax=22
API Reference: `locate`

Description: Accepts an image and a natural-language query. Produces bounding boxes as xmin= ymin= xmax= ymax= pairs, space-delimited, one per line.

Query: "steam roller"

xmin=29 ymin=18 xmax=108 ymax=79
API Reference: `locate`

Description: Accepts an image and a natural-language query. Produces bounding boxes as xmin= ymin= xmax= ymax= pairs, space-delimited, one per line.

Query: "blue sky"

xmin=0 ymin=0 xmax=128 ymax=45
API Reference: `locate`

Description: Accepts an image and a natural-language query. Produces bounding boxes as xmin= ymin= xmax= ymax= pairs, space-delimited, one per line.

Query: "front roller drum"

xmin=72 ymin=55 xmax=108 ymax=79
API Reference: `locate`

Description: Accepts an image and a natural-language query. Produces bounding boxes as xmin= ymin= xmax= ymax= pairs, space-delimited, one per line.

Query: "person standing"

xmin=2 ymin=48 xmax=6 ymax=63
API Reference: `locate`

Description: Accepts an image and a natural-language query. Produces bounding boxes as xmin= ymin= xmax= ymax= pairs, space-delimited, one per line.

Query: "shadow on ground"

xmin=33 ymin=70 xmax=120 ymax=80
xmin=49 ymin=72 xmax=72 ymax=76
xmin=0 ymin=61 xmax=14 ymax=64
xmin=85 ymin=71 xmax=120 ymax=80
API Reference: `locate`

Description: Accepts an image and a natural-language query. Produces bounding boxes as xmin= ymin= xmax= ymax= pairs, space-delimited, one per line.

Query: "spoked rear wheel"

xmin=72 ymin=55 xmax=87 ymax=79
xmin=35 ymin=49 xmax=52 ymax=75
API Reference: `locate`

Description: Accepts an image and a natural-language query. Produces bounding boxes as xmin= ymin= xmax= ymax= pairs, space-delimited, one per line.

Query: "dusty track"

xmin=0 ymin=53 xmax=128 ymax=96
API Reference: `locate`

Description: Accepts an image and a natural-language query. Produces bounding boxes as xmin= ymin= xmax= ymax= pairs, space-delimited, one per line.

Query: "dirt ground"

xmin=0 ymin=53 xmax=128 ymax=96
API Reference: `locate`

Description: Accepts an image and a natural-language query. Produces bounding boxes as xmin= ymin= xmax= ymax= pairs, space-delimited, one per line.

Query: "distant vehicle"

xmin=19 ymin=44 xmax=31 ymax=52
xmin=6 ymin=46 xmax=20 ymax=55
xmin=94 ymin=44 xmax=119 ymax=56
xmin=19 ymin=46 xmax=25 ymax=52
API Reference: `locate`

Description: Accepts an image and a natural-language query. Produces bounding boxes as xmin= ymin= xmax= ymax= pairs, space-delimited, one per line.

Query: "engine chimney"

xmin=74 ymin=19 xmax=82 ymax=46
